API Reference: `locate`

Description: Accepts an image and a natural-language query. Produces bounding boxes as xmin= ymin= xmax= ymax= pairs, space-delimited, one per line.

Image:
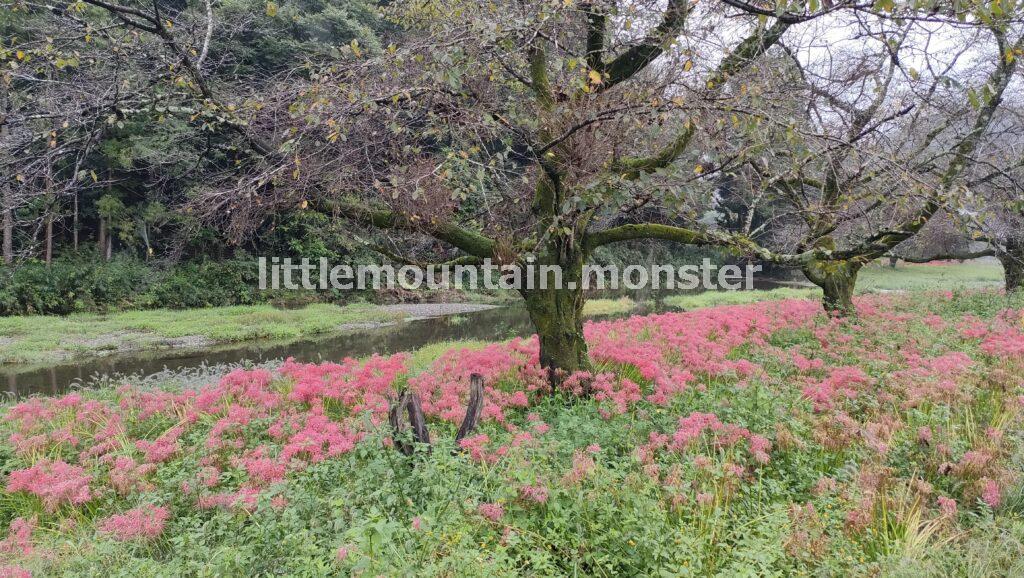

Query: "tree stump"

xmin=388 ymin=373 xmax=484 ymax=457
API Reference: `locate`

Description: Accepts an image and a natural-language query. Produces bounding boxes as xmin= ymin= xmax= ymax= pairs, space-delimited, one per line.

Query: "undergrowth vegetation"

xmin=2 ymin=290 xmax=1024 ymax=576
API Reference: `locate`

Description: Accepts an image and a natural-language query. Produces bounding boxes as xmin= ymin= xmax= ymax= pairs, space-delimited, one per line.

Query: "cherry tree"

xmin=187 ymin=0 xmax=838 ymax=378
xmin=686 ymin=7 xmax=1022 ymax=313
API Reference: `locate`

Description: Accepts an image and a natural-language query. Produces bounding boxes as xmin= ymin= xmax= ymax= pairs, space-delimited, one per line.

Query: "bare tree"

xmin=689 ymin=12 xmax=1022 ymax=313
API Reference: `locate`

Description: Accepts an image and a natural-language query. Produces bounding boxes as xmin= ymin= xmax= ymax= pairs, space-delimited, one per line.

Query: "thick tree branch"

xmin=612 ymin=122 xmax=697 ymax=179
xmin=585 ymin=222 xmax=816 ymax=265
xmin=718 ymin=0 xmax=844 ymax=24
xmin=365 ymin=243 xmax=483 ymax=268
xmin=891 ymin=248 xmax=996 ymax=263
xmin=327 ymin=200 xmax=497 ymax=259
xmin=608 ymin=19 xmax=790 ymax=179
xmin=601 ymin=0 xmax=689 ymax=90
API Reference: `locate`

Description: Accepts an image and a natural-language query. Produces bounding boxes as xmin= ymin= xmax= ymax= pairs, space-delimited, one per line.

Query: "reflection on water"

xmin=1 ymin=278 xmax=806 ymax=398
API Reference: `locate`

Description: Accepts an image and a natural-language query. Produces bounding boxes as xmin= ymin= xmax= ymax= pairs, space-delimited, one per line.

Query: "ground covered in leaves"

xmin=2 ymin=290 xmax=1024 ymax=576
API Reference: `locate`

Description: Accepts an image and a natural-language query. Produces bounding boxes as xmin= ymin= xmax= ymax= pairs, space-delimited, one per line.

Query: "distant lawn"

xmin=663 ymin=287 xmax=820 ymax=310
xmin=857 ymin=259 xmax=1004 ymax=292
xmin=582 ymin=297 xmax=637 ymax=317
xmin=0 ymin=303 xmax=404 ymax=365
xmin=663 ymin=260 xmax=1004 ymax=310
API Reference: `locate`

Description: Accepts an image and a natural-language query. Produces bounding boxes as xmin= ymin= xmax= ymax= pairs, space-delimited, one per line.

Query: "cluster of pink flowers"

xmin=280 ymin=354 xmax=408 ymax=418
xmin=585 ymin=301 xmax=820 ymax=403
xmin=197 ymin=487 xmax=261 ymax=511
xmin=4 ymin=394 xmax=121 ymax=462
xmin=558 ymin=372 xmax=644 ymax=417
xmin=980 ymin=327 xmax=1024 ymax=358
xmin=951 ymin=307 xmax=1024 ymax=360
xmin=801 ymin=366 xmax=872 ymax=412
xmin=635 ymin=412 xmax=772 ymax=467
xmin=0 ymin=565 xmax=32 ymax=578
xmin=135 ymin=425 xmax=184 ymax=463
xmin=980 ymin=478 xmax=1003 ymax=508
xmin=107 ymin=456 xmax=156 ymax=495
xmin=5 ymin=459 xmax=92 ymax=512
xmin=937 ymin=496 xmax=958 ymax=516
xmin=97 ymin=504 xmax=170 ymax=541
xmin=477 ymin=502 xmax=505 ymax=522
xmin=411 ymin=339 xmax=545 ymax=426
xmin=232 ymin=445 xmax=287 ymax=486
xmin=279 ymin=408 xmax=361 ymax=464
xmin=457 ymin=433 xmax=506 ymax=464
xmin=563 ymin=449 xmax=596 ymax=484
xmin=0 ymin=517 xmax=35 ymax=557
xmin=4 ymin=290 xmax=1022 ymax=561
xmin=519 ymin=484 xmax=549 ymax=504
xmin=2 ymin=354 xmax=412 ymax=518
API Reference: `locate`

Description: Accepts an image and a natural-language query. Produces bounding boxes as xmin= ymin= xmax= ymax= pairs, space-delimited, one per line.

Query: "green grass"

xmin=663 ymin=287 xmax=820 ymax=310
xmin=0 ymin=303 xmax=404 ymax=365
xmin=582 ymin=297 xmax=637 ymax=317
xmin=663 ymin=260 xmax=1005 ymax=311
xmin=858 ymin=260 xmax=1004 ymax=292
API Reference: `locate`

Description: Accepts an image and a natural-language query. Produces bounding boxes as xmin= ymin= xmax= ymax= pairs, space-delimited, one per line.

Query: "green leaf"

xmin=873 ymin=0 xmax=896 ymax=12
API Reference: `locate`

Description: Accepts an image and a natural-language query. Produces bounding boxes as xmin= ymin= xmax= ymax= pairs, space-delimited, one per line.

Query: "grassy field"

xmin=663 ymin=286 xmax=819 ymax=310
xmin=0 ymin=303 xmax=404 ymax=365
xmin=857 ymin=260 xmax=1005 ymax=292
xmin=664 ymin=260 xmax=1005 ymax=310
xmin=2 ymin=290 xmax=1023 ymax=576
xmin=582 ymin=296 xmax=637 ymax=316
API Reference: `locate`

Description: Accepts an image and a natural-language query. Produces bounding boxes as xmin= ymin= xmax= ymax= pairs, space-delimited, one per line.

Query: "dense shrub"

xmin=0 ymin=256 xmax=155 ymax=315
xmin=0 ymin=256 xmax=268 ymax=315
xmin=142 ymin=259 xmax=262 ymax=309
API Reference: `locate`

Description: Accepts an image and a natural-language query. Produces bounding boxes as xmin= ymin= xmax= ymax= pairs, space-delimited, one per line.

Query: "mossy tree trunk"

xmin=802 ymin=258 xmax=862 ymax=317
xmin=519 ymin=244 xmax=591 ymax=386
xmin=999 ymin=238 xmax=1024 ymax=293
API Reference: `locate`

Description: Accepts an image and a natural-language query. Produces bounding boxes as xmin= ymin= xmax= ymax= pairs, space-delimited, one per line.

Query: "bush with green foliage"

xmin=0 ymin=256 xmax=268 ymax=315
xmin=0 ymin=256 xmax=154 ymax=315
xmin=142 ymin=259 xmax=262 ymax=309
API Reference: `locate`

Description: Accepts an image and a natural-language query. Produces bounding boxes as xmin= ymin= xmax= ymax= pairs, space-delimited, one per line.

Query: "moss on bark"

xmin=999 ymin=239 xmax=1024 ymax=293
xmin=802 ymin=258 xmax=861 ymax=317
xmin=520 ymin=250 xmax=591 ymax=386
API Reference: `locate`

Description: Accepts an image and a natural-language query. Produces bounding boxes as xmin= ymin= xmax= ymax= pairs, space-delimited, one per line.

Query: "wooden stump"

xmin=388 ymin=373 xmax=485 ymax=457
